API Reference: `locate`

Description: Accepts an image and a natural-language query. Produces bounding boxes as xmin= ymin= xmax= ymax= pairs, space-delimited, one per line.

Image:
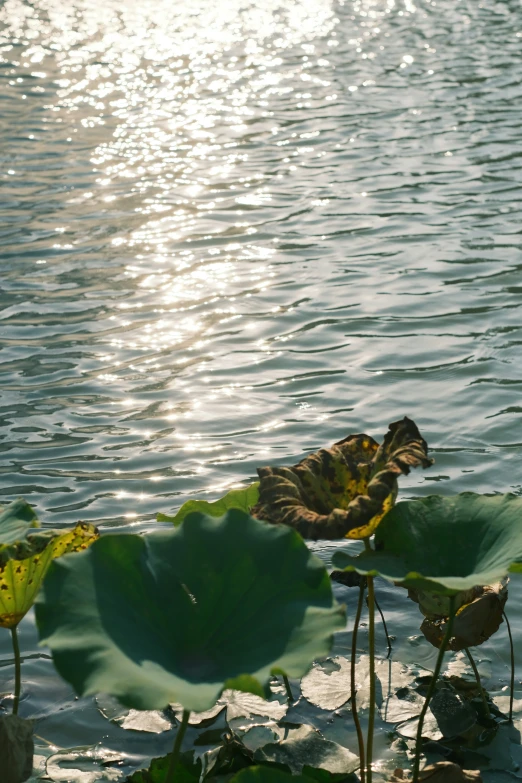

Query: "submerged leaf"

xmin=36 ymin=509 xmax=345 ymax=712
xmin=333 ymin=494 xmax=522 ymax=594
xmin=252 ymin=417 xmax=431 ymax=540
xmin=0 ymin=498 xmax=98 ymax=628
xmin=390 ymin=763 xmax=483 ymax=782
xmin=418 ymin=582 xmax=508 ymax=651
xmin=0 ymin=715 xmax=34 ymax=783
xmin=157 ymin=483 xmax=260 ymax=526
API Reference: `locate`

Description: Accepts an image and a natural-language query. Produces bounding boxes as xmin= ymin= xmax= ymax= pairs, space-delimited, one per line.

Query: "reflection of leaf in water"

xmin=254 ymin=725 xmax=359 ymax=776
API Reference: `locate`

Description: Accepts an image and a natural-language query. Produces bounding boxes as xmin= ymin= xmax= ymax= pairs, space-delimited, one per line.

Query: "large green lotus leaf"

xmin=0 ymin=520 xmax=99 ymax=629
xmin=333 ymin=493 xmax=522 ymax=594
xmin=157 ymin=483 xmax=260 ymax=526
xmin=252 ymin=417 xmax=432 ymax=540
xmin=35 ymin=509 xmax=345 ymax=712
xmin=0 ymin=499 xmax=39 ymax=547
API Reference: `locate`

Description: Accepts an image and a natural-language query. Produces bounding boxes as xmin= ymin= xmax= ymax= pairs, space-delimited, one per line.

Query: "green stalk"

xmin=374 ymin=594 xmax=392 ymax=659
xmin=503 ymin=610 xmax=515 ymax=722
xmin=282 ymin=674 xmax=293 ymax=703
xmin=366 ymin=573 xmax=376 ymax=783
xmin=412 ymin=596 xmax=456 ymax=783
xmin=464 ymin=647 xmax=490 ymax=719
xmin=165 ymin=709 xmax=190 ymax=783
xmin=11 ymin=625 xmax=22 ymax=716
xmin=351 ymin=580 xmax=366 ymax=783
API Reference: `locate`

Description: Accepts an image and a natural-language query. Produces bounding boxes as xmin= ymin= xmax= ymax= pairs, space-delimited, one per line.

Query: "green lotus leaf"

xmin=332 ymin=493 xmax=522 ymax=594
xmin=0 ymin=498 xmax=99 ymax=628
xmin=252 ymin=417 xmax=432 ymax=540
xmin=231 ymin=769 xmax=319 ymax=783
xmin=35 ymin=509 xmax=345 ymax=712
xmin=0 ymin=499 xmax=39 ymax=547
xmin=157 ymin=483 xmax=260 ymax=526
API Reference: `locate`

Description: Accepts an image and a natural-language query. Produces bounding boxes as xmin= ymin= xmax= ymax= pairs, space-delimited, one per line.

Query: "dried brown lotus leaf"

xmin=420 ymin=581 xmax=508 ymax=651
xmin=252 ymin=417 xmax=432 ymax=540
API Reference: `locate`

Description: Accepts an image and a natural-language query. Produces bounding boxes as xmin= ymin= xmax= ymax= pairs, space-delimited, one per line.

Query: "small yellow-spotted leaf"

xmin=0 ymin=499 xmax=99 ymax=628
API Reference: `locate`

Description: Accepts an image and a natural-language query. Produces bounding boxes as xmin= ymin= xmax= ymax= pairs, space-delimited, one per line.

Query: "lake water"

xmin=1 ymin=0 xmax=522 ymax=778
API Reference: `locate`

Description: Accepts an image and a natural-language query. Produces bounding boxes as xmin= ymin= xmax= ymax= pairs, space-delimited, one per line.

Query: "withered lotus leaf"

xmin=251 ymin=417 xmax=432 ymax=540
xmin=418 ymin=581 xmax=508 ymax=651
xmin=0 ymin=499 xmax=99 ymax=629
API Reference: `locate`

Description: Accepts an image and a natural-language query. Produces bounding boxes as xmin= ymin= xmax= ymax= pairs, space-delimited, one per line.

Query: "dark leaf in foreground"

xmin=0 ymin=715 xmax=34 ymax=783
xmin=36 ymin=509 xmax=345 ymax=712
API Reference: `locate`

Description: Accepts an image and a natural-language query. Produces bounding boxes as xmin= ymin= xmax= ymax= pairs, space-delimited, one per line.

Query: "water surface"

xmin=1 ymin=0 xmax=521 ymax=776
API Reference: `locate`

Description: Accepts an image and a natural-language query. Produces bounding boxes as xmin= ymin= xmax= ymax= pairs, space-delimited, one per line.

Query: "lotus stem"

xmin=503 ymin=610 xmax=515 ymax=722
xmin=11 ymin=625 xmax=22 ymax=716
xmin=366 ymin=573 xmax=376 ymax=783
xmin=165 ymin=709 xmax=190 ymax=783
xmin=412 ymin=595 xmax=456 ymax=783
xmin=282 ymin=674 xmax=293 ymax=703
xmin=464 ymin=647 xmax=490 ymax=719
xmin=351 ymin=580 xmax=366 ymax=783
xmin=373 ymin=594 xmax=392 ymax=659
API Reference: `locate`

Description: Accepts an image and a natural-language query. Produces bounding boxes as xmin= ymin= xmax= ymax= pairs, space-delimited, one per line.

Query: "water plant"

xmin=333 ymin=492 xmax=522 ymax=782
xmin=0 ymin=499 xmax=98 ymax=713
xmin=252 ymin=417 xmax=432 ymax=783
xmin=35 ymin=508 xmax=345 ymax=783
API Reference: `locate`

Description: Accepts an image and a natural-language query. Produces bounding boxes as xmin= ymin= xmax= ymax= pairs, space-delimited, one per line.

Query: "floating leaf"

xmin=0 ymin=499 xmax=98 ymax=629
xmin=157 ymin=483 xmax=260 ymax=526
xmin=252 ymin=417 xmax=431 ymax=540
xmin=333 ymin=494 xmax=522 ymax=594
xmin=254 ymin=724 xmax=359 ymax=776
xmin=0 ymin=715 xmax=34 ymax=783
xmin=418 ymin=582 xmax=508 ymax=651
xmin=301 ymin=655 xmax=419 ymax=713
xmin=389 ymin=762 xmax=483 ymax=782
xmin=45 ymin=746 xmax=123 ymax=783
xmin=96 ymin=694 xmax=173 ymax=733
xmin=36 ymin=509 xmax=345 ymax=712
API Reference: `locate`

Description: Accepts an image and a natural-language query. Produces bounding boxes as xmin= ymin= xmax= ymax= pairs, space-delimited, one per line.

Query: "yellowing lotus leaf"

xmin=0 ymin=499 xmax=99 ymax=628
xmin=252 ymin=417 xmax=432 ymax=540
